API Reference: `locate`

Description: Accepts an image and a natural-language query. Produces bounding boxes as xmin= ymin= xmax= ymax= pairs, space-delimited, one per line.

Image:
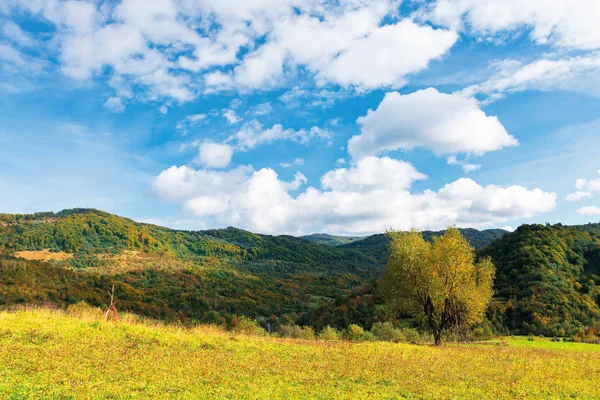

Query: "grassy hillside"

xmin=1 ymin=309 xmax=599 ymax=399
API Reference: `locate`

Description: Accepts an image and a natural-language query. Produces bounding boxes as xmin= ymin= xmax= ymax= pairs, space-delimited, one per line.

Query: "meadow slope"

xmin=1 ymin=309 xmax=599 ymax=399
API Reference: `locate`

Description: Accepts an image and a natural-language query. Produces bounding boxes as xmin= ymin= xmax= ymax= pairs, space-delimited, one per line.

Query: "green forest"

xmin=1 ymin=208 xmax=599 ymax=340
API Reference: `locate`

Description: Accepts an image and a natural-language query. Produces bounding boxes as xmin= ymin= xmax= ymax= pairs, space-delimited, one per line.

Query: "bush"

xmin=66 ymin=301 xmax=104 ymax=320
xmin=318 ymin=325 xmax=341 ymax=341
xmin=234 ymin=316 xmax=267 ymax=337
xmin=371 ymin=322 xmax=404 ymax=342
xmin=279 ymin=324 xmax=315 ymax=340
xmin=345 ymin=324 xmax=365 ymax=341
xmin=401 ymin=328 xmax=420 ymax=343
xmin=359 ymin=331 xmax=377 ymax=341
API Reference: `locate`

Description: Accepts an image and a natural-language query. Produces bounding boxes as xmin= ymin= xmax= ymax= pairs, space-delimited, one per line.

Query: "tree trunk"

xmin=433 ymin=331 xmax=442 ymax=346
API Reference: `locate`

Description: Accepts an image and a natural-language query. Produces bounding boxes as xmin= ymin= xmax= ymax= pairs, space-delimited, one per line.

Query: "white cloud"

xmin=317 ymin=20 xmax=458 ymax=89
xmin=566 ymin=170 xmax=600 ymax=201
xmin=279 ymin=86 xmax=349 ymax=108
xmin=153 ymin=164 xmax=253 ymax=203
xmin=222 ymin=109 xmax=241 ymax=124
xmin=283 ymin=172 xmax=308 ymax=190
xmin=425 ymin=0 xmax=600 ymax=50
xmin=460 ymin=54 xmax=600 ymax=101
xmin=3 ymin=0 xmax=462 ymax=102
xmin=253 ymin=102 xmax=273 ymax=116
xmin=176 ymin=113 xmax=207 ymax=135
xmin=2 ymin=21 xmax=35 ymax=47
xmin=280 ymin=158 xmax=304 ymax=168
xmin=233 ymin=43 xmax=286 ymax=89
xmin=153 ymin=156 xmax=556 ymax=235
xmin=349 ymin=88 xmax=518 ymax=159
xmin=447 ymin=156 xmax=481 ymax=174
xmin=565 ymin=191 xmax=593 ymax=202
xmin=230 ymin=120 xmax=331 ymax=150
xmin=0 ymin=43 xmax=26 ymax=66
xmin=577 ymin=206 xmax=600 ymax=216
xmin=103 ymin=97 xmax=125 ymax=112
xmin=197 ymin=141 xmax=234 ymax=168
xmin=321 ymin=156 xmax=426 ymax=192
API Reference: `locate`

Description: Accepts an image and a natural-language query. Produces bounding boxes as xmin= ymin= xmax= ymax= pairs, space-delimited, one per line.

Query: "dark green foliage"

xmin=340 ymin=228 xmax=507 ymax=263
xmin=300 ymin=234 xmax=366 ymax=246
xmin=479 ymin=223 xmax=600 ymax=336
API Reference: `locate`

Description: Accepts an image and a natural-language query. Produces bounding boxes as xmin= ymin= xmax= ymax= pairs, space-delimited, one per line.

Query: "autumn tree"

xmin=382 ymin=228 xmax=495 ymax=345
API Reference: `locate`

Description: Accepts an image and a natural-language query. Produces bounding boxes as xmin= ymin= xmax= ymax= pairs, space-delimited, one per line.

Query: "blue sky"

xmin=1 ymin=0 xmax=600 ymax=235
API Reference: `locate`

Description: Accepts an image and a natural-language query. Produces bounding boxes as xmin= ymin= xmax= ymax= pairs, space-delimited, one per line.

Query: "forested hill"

xmin=300 ymin=234 xmax=366 ymax=246
xmin=0 ymin=208 xmax=507 ymax=324
xmin=2 ymin=208 xmax=599 ymax=338
xmin=479 ymin=223 xmax=600 ymax=337
xmin=338 ymin=228 xmax=507 ymax=263
xmin=0 ymin=209 xmax=384 ymax=323
xmin=303 ymin=229 xmax=506 ymax=250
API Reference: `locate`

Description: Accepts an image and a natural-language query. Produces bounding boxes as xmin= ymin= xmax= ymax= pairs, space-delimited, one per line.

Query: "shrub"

xmin=371 ymin=322 xmax=404 ymax=342
xmin=279 ymin=324 xmax=315 ymax=340
xmin=234 ymin=316 xmax=267 ymax=337
xmin=318 ymin=325 xmax=341 ymax=341
xmin=401 ymin=328 xmax=420 ymax=343
xmin=359 ymin=331 xmax=377 ymax=341
xmin=66 ymin=301 xmax=104 ymax=320
xmin=345 ymin=324 xmax=365 ymax=341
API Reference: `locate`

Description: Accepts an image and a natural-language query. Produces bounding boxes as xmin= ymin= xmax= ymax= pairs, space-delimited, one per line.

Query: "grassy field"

xmin=1 ymin=310 xmax=599 ymax=399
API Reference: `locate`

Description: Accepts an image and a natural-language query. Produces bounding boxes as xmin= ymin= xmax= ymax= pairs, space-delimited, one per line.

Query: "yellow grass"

xmin=14 ymin=249 xmax=73 ymax=261
xmin=1 ymin=309 xmax=599 ymax=399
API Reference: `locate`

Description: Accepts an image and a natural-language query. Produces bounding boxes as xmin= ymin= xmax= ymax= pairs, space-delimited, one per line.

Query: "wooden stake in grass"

xmin=104 ymin=284 xmax=119 ymax=322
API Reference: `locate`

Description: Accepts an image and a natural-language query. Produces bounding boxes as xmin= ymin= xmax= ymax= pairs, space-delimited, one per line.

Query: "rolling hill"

xmin=1 ymin=209 xmax=599 ymax=338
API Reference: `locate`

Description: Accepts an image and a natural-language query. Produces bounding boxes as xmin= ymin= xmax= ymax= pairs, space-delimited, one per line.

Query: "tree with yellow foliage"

xmin=382 ymin=227 xmax=495 ymax=345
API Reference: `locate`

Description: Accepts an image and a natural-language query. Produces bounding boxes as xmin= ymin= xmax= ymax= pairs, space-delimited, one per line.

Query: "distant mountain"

xmin=340 ymin=228 xmax=508 ymax=263
xmin=300 ymin=233 xmax=366 ymax=246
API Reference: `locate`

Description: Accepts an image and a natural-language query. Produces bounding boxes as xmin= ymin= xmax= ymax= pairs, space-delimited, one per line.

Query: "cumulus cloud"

xmin=565 ymin=170 xmax=600 ymax=201
xmin=197 ymin=141 xmax=234 ymax=168
xmin=577 ymin=206 xmax=600 ymax=216
xmin=447 ymin=156 xmax=481 ymax=174
xmin=349 ymin=88 xmax=518 ymax=159
xmin=317 ymin=20 xmax=457 ymax=89
xmin=153 ymin=156 xmax=556 ymax=235
xmin=222 ymin=109 xmax=241 ymax=124
xmin=253 ymin=102 xmax=273 ymax=116
xmin=425 ymin=0 xmax=600 ymax=50
xmin=103 ymin=97 xmax=125 ymax=112
xmin=3 ymin=0 xmax=461 ymax=103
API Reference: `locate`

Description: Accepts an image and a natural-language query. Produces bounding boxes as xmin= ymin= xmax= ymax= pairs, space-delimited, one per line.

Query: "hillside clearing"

xmin=0 ymin=309 xmax=598 ymax=399
xmin=13 ymin=249 xmax=73 ymax=261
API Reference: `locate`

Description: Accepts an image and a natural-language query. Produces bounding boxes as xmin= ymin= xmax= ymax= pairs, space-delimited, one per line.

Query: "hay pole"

xmin=104 ymin=284 xmax=119 ymax=321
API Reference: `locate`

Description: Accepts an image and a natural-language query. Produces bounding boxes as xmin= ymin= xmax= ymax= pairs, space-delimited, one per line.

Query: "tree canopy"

xmin=383 ymin=228 xmax=495 ymax=345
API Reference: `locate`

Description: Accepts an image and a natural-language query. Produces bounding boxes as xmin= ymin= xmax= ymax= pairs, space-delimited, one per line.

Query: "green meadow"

xmin=1 ymin=309 xmax=598 ymax=399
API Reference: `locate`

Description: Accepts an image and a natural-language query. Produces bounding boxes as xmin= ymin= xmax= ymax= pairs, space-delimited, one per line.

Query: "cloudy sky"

xmin=1 ymin=0 xmax=599 ymax=235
